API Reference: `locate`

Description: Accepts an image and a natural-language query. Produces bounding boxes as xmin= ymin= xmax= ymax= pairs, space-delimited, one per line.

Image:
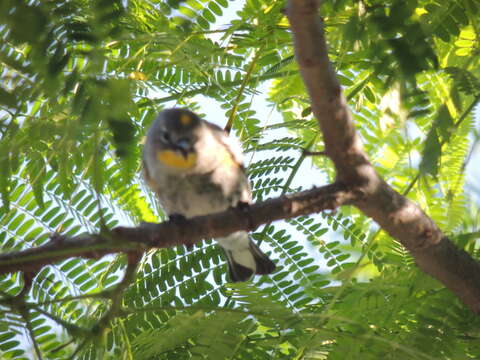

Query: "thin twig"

xmin=49 ymin=339 xmax=75 ymax=355
xmin=34 ymin=290 xmax=113 ymax=307
xmin=31 ymin=305 xmax=90 ymax=337
xmin=21 ymin=309 xmax=43 ymax=360
xmin=68 ymin=339 xmax=88 ymax=360
xmin=302 ymin=149 xmax=326 ymax=156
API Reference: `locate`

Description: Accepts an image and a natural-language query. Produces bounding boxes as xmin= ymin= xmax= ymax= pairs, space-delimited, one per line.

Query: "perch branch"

xmin=0 ymin=182 xmax=353 ymax=275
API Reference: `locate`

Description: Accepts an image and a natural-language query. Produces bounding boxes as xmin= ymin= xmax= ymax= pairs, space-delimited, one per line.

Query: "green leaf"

xmin=0 ymin=88 xmax=17 ymax=108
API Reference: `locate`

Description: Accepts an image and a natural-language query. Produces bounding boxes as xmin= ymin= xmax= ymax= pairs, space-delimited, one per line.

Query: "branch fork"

xmin=286 ymin=0 xmax=480 ymax=314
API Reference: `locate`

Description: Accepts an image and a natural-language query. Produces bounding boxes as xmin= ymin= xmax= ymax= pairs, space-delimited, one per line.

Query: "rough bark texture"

xmin=0 ymin=183 xmax=353 ymax=275
xmin=286 ymin=0 xmax=480 ymax=314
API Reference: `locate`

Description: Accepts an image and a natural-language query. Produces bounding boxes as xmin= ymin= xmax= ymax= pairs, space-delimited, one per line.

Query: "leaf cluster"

xmin=0 ymin=0 xmax=479 ymax=359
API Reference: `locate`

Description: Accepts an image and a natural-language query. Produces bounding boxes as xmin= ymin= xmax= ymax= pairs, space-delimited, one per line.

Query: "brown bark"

xmin=286 ymin=0 xmax=480 ymax=313
xmin=0 ymin=183 xmax=353 ymax=274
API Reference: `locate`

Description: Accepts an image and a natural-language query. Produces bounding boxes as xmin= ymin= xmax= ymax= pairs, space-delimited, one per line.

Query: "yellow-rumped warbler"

xmin=142 ymin=108 xmax=276 ymax=282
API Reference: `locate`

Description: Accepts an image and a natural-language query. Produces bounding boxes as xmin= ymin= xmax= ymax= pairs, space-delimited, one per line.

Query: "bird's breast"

xmin=156 ymin=150 xmax=197 ymax=170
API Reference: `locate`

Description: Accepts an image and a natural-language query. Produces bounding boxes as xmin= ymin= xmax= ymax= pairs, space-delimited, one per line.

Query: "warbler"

xmin=142 ymin=108 xmax=276 ymax=282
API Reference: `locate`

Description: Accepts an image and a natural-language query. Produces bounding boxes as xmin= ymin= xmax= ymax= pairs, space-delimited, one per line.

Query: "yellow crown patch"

xmin=157 ymin=150 xmax=197 ymax=169
xmin=180 ymin=114 xmax=192 ymax=126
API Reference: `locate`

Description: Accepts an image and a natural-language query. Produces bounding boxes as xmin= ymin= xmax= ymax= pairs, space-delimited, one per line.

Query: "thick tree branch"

xmin=286 ymin=0 xmax=480 ymax=313
xmin=0 ymin=183 xmax=353 ymax=275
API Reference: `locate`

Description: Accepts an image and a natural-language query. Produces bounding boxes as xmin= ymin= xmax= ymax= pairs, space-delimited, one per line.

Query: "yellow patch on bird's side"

xmin=157 ymin=150 xmax=197 ymax=169
xmin=180 ymin=114 xmax=192 ymax=126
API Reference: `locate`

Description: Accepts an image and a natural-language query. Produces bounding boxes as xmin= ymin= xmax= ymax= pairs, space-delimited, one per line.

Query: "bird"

xmin=142 ymin=108 xmax=276 ymax=282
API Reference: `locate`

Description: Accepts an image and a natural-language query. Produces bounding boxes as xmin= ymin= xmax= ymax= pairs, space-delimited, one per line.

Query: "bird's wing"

xmin=204 ymin=121 xmax=245 ymax=168
xmin=204 ymin=121 xmax=252 ymax=204
xmin=142 ymin=157 xmax=159 ymax=193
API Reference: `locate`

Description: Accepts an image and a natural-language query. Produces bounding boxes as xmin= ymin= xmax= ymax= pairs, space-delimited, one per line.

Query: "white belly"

xmin=156 ymin=171 xmax=232 ymax=218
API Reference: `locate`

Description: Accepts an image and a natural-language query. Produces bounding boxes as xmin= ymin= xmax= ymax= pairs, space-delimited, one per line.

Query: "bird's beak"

xmin=174 ymin=139 xmax=192 ymax=159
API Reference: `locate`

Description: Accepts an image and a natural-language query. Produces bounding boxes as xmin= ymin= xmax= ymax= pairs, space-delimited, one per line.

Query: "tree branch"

xmin=0 ymin=182 xmax=353 ymax=275
xmin=286 ymin=0 xmax=480 ymax=314
xmin=2 ymin=0 xmax=479 ymax=317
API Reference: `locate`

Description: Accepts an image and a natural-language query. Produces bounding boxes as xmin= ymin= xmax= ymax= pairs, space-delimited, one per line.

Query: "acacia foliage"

xmin=0 ymin=0 xmax=479 ymax=359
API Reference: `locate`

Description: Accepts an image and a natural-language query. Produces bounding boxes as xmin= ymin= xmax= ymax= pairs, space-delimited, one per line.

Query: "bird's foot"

xmin=168 ymin=214 xmax=193 ymax=250
xmin=168 ymin=213 xmax=188 ymax=223
xmin=233 ymin=201 xmax=255 ymax=231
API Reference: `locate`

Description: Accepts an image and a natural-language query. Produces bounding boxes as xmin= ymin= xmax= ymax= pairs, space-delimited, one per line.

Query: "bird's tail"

xmin=222 ymin=236 xmax=276 ymax=282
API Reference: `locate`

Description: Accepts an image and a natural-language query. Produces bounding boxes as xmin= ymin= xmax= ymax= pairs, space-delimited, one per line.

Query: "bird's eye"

xmin=158 ymin=131 xmax=170 ymax=143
